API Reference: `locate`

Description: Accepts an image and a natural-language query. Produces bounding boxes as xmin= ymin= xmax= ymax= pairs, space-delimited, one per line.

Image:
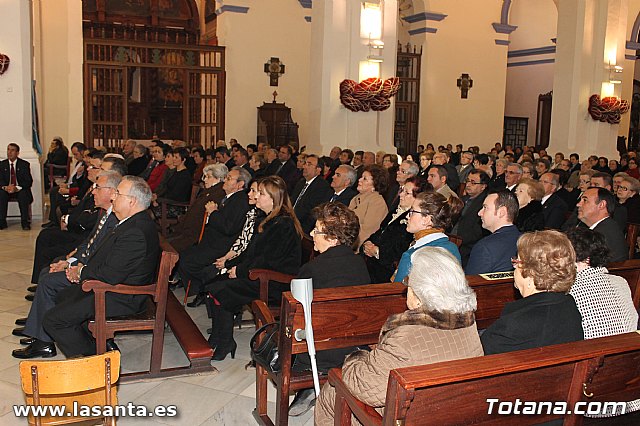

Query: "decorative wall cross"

xmin=457 ymin=73 xmax=473 ymax=99
xmin=264 ymin=57 xmax=285 ymax=86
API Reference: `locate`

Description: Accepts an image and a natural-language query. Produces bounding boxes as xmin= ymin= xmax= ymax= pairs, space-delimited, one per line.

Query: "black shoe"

xmin=20 ymin=337 xmax=36 ymax=345
xmin=187 ymin=292 xmax=207 ymax=308
xmin=41 ymin=221 xmax=56 ymax=228
xmin=22 ymin=224 xmax=31 ymax=231
xmin=15 ymin=317 xmax=27 ymax=326
xmin=25 ymin=294 xmax=34 ymax=302
xmin=12 ymin=340 xmax=57 ymax=359
xmin=0 ymin=223 xmax=7 ymax=230
xmin=212 ymin=340 xmax=237 ymax=361
xmin=27 ymin=285 xmax=37 ymax=292
xmin=288 ymin=388 xmax=316 ymax=416
xmin=105 ymin=339 xmax=120 ymax=352
xmin=12 ymin=327 xmax=27 ymax=337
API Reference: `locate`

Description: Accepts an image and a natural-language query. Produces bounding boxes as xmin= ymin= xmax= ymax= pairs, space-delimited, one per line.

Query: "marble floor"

xmin=0 ymin=218 xmax=315 ymax=425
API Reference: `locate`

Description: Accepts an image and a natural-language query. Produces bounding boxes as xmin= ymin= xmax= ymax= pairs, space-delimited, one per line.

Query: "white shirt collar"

xmin=541 ymin=193 xmax=552 ymax=204
xmin=589 ymin=216 xmax=608 ymax=230
xmin=305 ymin=175 xmax=319 ymax=185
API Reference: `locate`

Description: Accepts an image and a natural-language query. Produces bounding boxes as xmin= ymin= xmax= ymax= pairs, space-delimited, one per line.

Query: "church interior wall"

xmin=216 ymin=0 xmax=311 ymax=148
xmin=503 ymin=0 xmax=557 ymax=147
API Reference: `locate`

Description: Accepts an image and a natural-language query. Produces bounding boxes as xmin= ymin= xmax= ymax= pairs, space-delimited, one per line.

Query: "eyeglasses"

xmin=506 ymin=171 xmax=521 ymax=175
xmin=311 ymin=228 xmax=327 ymax=235
xmin=619 ymin=186 xmax=631 ymax=191
xmin=93 ymin=184 xmax=113 ymax=191
xmin=511 ymin=257 xmax=523 ymax=269
xmin=465 ymin=180 xmax=482 ymax=185
xmin=399 ymin=169 xmax=411 ymax=175
xmin=407 ymin=209 xmax=427 ymax=217
xmin=202 ymin=174 xmax=214 ymax=182
xmin=114 ymin=189 xmax=135 ymax=198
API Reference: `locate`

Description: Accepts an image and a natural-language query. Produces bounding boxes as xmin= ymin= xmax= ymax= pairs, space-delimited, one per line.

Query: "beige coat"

xmin=315 ymin=310 xmax=484 ymax=425
xmin=349 ymin=191 xmax=388 ymax=246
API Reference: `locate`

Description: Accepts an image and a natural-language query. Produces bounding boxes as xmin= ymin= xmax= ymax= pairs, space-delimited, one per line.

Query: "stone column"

xmin=550 ymin=0 xmax=628 ymax=159
xmin=308 ymin=0 xmax=398 ymax=155
xmin=0 ymin=0 xmax=43 ymax=218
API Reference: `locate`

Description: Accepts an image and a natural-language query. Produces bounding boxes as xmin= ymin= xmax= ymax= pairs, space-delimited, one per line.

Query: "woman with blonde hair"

xmin=513 ymin=177 xmax=545 ymax=232
xmin=205 ymin=175 xmax=303 ymax=360
xmin=481 ymin=230 xmax=583 ymax=355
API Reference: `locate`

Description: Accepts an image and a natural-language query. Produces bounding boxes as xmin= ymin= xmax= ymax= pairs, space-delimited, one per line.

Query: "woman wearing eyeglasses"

xmin=361 ymin=177 xmax=431 ymax=283
xmin=617 ymin=176 xmax=640 ymax=224
xmin=392 ymin=192 xmax=462 ymax=283
xmin=480 ymin=230 xmax=583 ymax=355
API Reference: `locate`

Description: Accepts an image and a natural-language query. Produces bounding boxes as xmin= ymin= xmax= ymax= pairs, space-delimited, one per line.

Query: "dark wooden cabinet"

xmin=257 ymin=101 xmax=299 ymax=148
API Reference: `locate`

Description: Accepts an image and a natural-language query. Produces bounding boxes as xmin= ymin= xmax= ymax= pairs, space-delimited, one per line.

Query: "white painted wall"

xmin=216 ymin=0 xmax=312 ymax=149
xmin=0 ymin=0 xmax=43 ymax=218
xmin=504 ymin=0 xmax=558 ymax=147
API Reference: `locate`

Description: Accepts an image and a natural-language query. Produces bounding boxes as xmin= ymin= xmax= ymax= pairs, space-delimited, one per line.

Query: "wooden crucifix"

xmin=264 ymin=57 xmax=285 ymax=86
xmin=457 ymin=73 xmax=473 ymax=99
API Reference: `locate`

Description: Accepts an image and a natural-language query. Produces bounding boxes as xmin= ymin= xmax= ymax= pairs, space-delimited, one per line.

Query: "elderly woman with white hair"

xmin=166 ymin=163 xmax=228 ymax=252
xmin=315 ymin=247 xmax=484 ymax=425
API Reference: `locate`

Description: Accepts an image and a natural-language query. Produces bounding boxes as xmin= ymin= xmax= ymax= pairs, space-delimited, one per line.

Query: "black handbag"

xmin=250 ymin=322 xmax=281 ymax=374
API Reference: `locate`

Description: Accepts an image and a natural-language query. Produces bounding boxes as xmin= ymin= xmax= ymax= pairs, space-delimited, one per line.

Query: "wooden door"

xmin=86 ymin=65 xmax=127 ymax=150
xmin=394 ymin=43 xmax=421 ymax=156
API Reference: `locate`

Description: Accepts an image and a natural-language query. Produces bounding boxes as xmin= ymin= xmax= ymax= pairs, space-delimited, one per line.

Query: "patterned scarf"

xmin=380 ymin=307 xmax=475 ymax=338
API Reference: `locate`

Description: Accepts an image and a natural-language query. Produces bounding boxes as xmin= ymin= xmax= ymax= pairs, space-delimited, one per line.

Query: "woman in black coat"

xmin=206 ymin=175 xmax=304 ymax=361
xmin=127 ymin=144 xmax=151 ymax=177
xmin=361 ymin=177 xmax=429 ymax=283
xmin=43 ymin=137 xmax=69 ymax=189
xmin=514 ymin=177 xmax=545 ymax=232
xmin=289 ymin=202 xmax=371 ymax=416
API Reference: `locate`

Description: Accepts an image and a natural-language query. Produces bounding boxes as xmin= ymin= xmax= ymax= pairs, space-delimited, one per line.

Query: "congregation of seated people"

xmin=8 ymin=137 xmax=640 ymax=421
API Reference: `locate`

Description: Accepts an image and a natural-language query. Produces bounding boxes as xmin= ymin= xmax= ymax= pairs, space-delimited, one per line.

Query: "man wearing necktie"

xmin=0 ymin=143 xmax=33 ymax=230
xmin=290 ymin=154 xmax=333 ymax=235
xmin=12 ymin=171 xmax=121 ymax=359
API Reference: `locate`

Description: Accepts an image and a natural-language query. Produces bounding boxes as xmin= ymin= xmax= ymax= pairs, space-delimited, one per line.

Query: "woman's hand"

xmin=205 ymin=201 xmax=218 ymax=214
xmin=228 ymin=266 xmax=237 ymax=279
xmin=362 ymin=241 xmax=379 ymax=258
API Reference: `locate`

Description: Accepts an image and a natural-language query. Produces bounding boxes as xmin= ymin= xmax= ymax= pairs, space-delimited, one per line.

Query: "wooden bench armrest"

xmin=329 ymin=368 xmax=383 ymax=426
xmin=248 ymin=269 xmax=296 ymax=303
xmin=251 ymin=300 xmax=275 ymax=328
xmin=82 ymin=280 xmax=156 ymax=296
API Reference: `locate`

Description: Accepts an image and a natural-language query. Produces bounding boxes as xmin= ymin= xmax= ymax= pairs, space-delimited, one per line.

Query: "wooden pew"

xmin=469 ymin=259 xmax=640 ymax=329
xmin=330 ymin=331 xmax=640 ymax=425
xmin=251 ymin=283 xmax=407 ymax=426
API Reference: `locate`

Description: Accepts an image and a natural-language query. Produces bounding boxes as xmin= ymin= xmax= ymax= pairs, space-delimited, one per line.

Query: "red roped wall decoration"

xmin=588 ymin=94 xmax=630 ymax=124
xmin=339 ymin=77 xmax=401 ymax=112
xmin=0 ymin=53 xmax=10 ymax=76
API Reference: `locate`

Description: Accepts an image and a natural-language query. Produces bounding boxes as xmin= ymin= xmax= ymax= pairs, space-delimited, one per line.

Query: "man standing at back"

xmin=466 ymin=190 xmax=521 ymax=275
xmin=0 ymin=143 xmax=33 ymax=230
xmin=291 ymin=154 xmax=332 ymax=234
xmin=43 ymin=176 xmax=160 ymax=357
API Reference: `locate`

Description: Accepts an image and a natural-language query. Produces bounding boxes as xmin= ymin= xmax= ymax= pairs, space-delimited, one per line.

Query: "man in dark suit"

xmin=269 ymin=144 xmax=300 ymax=194
xmin=385 ymin=160 xmax=418 ymax=210
xmin=466 ymin=190 xmax=522 ymax=275
xmin=42 ymin=176 xmax=160 ymax=358
xmin=576 ymin=187 xmax=628 ymax=262
xmin=329 ymin=165 xmax=358 ymax=206
xmin=539 ymin=172 xmax=568 ymax=230
xmin=452 ymin=171 xmax=490 ymax=266
xmin=179 ymin=166 xmax=252 ymax=305
xmin=291 ymin=154 xmax=333 ymax=235
xmin=215 ymin=146 xmax=235 ymax=170
xmin=233 ymin=147 xmax=254 ymax=177
xmin=0 ymin=143 xmax=33 ymax=230
xmin=12 ymin=171 xmax=121 ymax=359
xmin=590 ymin=172 xmax=627 ymax=232
xmin=431 ymin=151 xmax=460 ymax=192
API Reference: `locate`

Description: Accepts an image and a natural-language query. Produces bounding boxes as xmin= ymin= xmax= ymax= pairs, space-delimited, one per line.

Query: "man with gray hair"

xmin=13 ymin=171 xmax=122 ymax=359
xmin=329 ymin=165 xmax=358 ymax=206
xmin=387 ymin=160 xmax=418 ymax=209
xmin=42 ymin=176 xmax=160 ymax=358
xmin=432 ymin=151 xmax=460 ymax=191
xmin=179 ymin=166 xmax=251 ymax=307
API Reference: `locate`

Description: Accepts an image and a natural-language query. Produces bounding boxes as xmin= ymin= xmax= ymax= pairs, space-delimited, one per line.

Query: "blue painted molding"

xmin=626 ymin=54 xmax=637 ymax=60
xmin=492 ymin=23 xmax=517 ymax=34
xmin=495 ymin=39 xmax=510 ymax=46
xmin=216 ymin=5 xmax=250 ymax=15
xmin=408 ymin=27 xmax=437 ymax=35
xmin=551 ymin=38 xmax=557 ymax=44
xmin=298 ymin=0 xmax=312 ymax=9
xmin=403 ymin=12 xmax=447 ymax=23
xmin=304 ymin=16 xmax=311 ymax=22
xmin=500 ymin=0 xmax=513 ymax=24
xmin=507 ymin=59 xmax=555 ymax=68
xmin=508 ymin=46 xmax=556 ymax=58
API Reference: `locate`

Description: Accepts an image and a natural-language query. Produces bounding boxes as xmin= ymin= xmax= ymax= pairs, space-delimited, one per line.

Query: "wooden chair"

xmin=184 ymin=214 xmax=210 ymax=305
xmin=47 ymin=158 xmax=71 ymax=192
xmin=626 ymin=222 xmax=640 ymax=260
xmin=446 ymin=233 xmax=463 ymax=248
xmin=158 ymin=184 xmax=200 ymax=237
xmin=82 ymin=250 xmax=179 ymax=382
xmin=19 ymin=351 xmax=120 ymax=426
